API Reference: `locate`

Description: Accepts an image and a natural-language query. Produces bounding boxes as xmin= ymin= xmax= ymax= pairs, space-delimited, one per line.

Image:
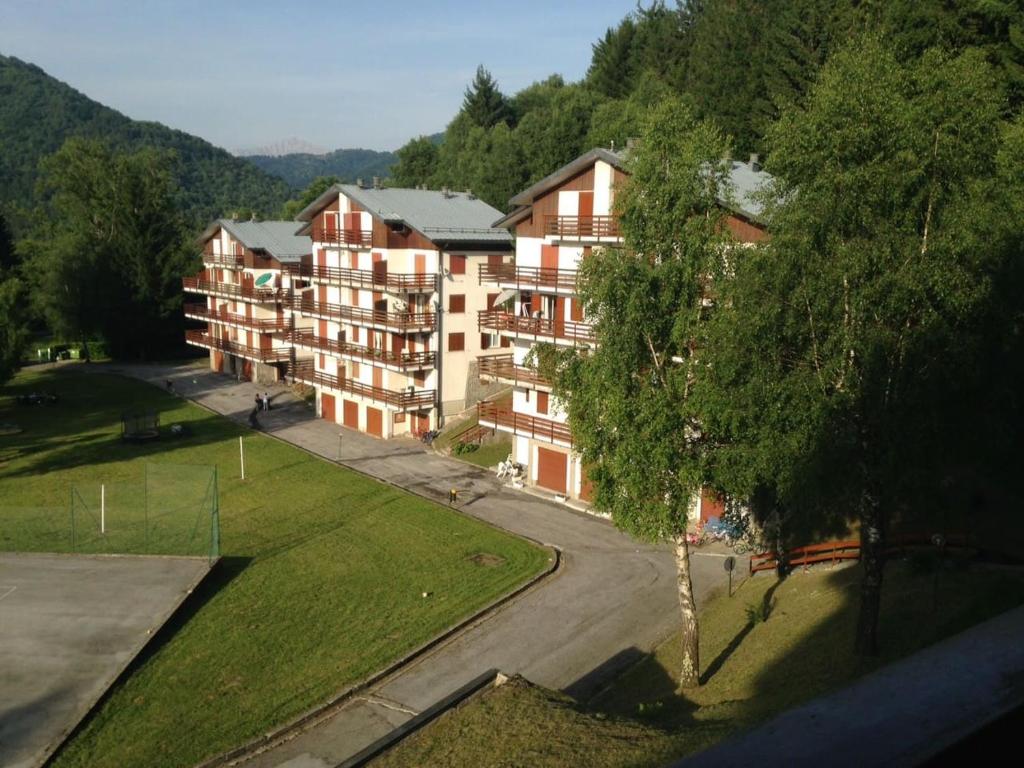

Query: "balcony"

xmin=286 ymin=264 xmax=436 ymax=293
xmin=478 ymin=263 xmax=577 ymax=293
xmin=477 ymin=401 xmax=572 ymax=446
xmin=478 ymin=309 xmax=595 ymax=345
xmin=286 ymin=361 xmax=435 ymax=411
xmin=202 ymin=252 xmax=244 ymax=267
xmin=185 ymin=331 xmax=293 ymax=363
xmin=477 ymin=354 xmax=550 ymax=390
xmin=312 ymin=228 xmax=373 ymax=248
xmin=182 ymin=277 xmax=282 ymax=304
xmin=287 ymin=331 xmax=435 ymax=371
xmin=291 ymin=296 xmax=436 ymax=333
xmin=183 ymin=304 xmax=288 ymax=333
xmin=545 ymin=215 xmax=620 ymax=240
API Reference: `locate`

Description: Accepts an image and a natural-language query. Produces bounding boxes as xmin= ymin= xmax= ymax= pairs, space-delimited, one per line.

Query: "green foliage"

xmin=24 ymin=139 xmax=196 ymax=360
xmin=453 ymin=441 xmax=480 ymax=456
xmin=744 ymin=598 xmax=774 ymax=625
xmin=390 ymin=136 xmax=440 ymax=188
xmin=245 ymin=148 xmax=396 ymax=191
xmin=462 ymin=65 xmax=513 ymax=129
xmin=0 ymin=54 xmax=289 ymax=232
xmin=0 ymin=211 xmax=15 ymax=271
xmin=587 ymin=17 xmax=638 ymax=98
xmin=0 ymin=273 xmax=28 ymax=385
xmin=281 ymin=175 xmax=340 ymax=220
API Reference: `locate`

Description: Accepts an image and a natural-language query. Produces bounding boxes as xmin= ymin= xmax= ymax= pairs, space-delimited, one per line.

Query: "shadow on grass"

xmin=45 ymin=554 xmax=253 ymax=766
xmin=699 ymin=578 xmax=783 ymax=686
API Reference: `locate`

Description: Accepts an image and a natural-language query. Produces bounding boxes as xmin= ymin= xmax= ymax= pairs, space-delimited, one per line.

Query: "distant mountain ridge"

xmin=0 ymin=54 xmax=291 ymax=228
xmin=235 ymin=137 xmax=329 ymax=157
xmin=243 ymin=148 xmax=398 ymax=189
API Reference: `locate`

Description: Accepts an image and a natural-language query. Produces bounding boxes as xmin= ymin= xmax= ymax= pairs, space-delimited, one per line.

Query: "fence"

xmin=1 ymin=464 xmax=220 ymax=564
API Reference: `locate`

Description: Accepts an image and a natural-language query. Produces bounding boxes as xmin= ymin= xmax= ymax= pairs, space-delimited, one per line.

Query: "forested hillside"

xmin=245 ymin=148 xmax=397 ymax=189
xmin=393 ymin=0 xmax=1024 ymax=211
xmin=0 ymin=54 xmax=291 ymax=231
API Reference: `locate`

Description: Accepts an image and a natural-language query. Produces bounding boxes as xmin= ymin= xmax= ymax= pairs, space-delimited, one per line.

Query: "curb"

xmin=337 ymin=669 xmax=504 ymax=768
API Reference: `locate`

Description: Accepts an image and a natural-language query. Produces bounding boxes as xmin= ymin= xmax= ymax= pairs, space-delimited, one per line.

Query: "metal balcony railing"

xmin=477 ymin=309 xmax=595 ymax=345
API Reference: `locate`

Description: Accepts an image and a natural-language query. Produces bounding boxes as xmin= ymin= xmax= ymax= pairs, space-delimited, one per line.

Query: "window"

xmin=449 ymin=254 xmax=466 ymax=275
xmin=448 ymin=332 xmax=465 ymax=352
xmin=351 ymin=361 xmax=360 ymax=378
xmin=449 ymin=294 xmax=465 ymax=313
xmin=481 ymin=333 xmax=491 ymax=350
xmin=537 ymin=391 xmax=549 ymax=415
xmin=414 ymin=371 xmax=427 ymax=387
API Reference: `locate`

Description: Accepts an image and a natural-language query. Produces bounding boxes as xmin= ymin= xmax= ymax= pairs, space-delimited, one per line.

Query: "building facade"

xmin=477 ymin=149 xmax=771 ymax=506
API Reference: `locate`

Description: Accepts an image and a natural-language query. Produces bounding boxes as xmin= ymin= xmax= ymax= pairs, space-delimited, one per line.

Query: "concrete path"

xmin=101 ymin=362 xmax=740 ymax=768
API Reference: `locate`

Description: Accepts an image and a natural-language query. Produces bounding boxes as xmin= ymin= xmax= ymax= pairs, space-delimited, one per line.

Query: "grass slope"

xmin=376 ymin=562 xmax=1024 ymax=767
xmin=0 ymin=365 xmax=549 ymax=767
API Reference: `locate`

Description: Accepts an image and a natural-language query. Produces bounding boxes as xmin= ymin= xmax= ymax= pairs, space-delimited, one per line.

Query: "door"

xmin=536 ymin=447 xmax=567 ymax=495
xmin=413 ymin=411 xmax=430 ymax=436
xmin=321 ymin=393 xmax=336 ymax=422
xmin=578 ymin=190 xmax=594 ymax=235
xmin=415 ymin=253 xmax=426 ymax=275
xmin=553 ymin=296 xmax=566 ymax=339
xmin=212 ymin=351 xmax=223 ymax=373
xmin=366 ymin=407 xmax=383 ymax=438
xmin=343 ymin=399 xmax=359 ymax=429
xmin=701 ymin=488 xmax=726 ymax=522
xmin=372 ymin=252 xmax=387 ymax=285
xmin=541 ymin=245 xmax=559 ymax=287
xmin=372 ymin=366 xmax=383 ymax=389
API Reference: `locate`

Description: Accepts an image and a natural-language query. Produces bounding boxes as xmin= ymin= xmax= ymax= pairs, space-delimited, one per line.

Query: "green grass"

xmin=0 ymin=365 xmax=550 ymax=768
xmin=375 ymin=562 xmax=1024 ymax=767
xmin=452 ymin=439 xmax=513 ymax=469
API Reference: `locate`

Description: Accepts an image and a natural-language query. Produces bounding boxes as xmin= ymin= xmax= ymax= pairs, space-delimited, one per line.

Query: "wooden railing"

xmin=286 ymin=263 xmax=436 ymax=292
xmin=749 ymin=533 xmax=973 ymax=575
xmin=478 ymin=263 xmax=578 ymax=292
xmin=477 ymin=401 xmax=572 ymax=445
xmin=182 ymin=277 xmax=282 ymax=303
xmin=286 ymin=361 xmax=435 ymax=410
xmin=478 ymin=309 xmax=595 ymax=345
xmin=477 ymin=354 xmax=550 ymax=388
xmin=202 ymin=252 xmax=244 ymax=267
xmin=291 ymin=296 xmax=436 ymax=331
xmin=185 ymin=331 xmax=292 ymax=363
xmin=312 ymin=228 xmax=374 ymax=247
xmin=183 ymin=304 xmax=288 ymax=332
xmin=545 ymin=215 xmax=620 ymax=239
xmin=287 ymin=331 xmax=435 ymax=370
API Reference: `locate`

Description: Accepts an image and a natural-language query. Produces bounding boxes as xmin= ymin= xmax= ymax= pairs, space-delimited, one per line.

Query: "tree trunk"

xmin=672 ymin=533 xmax=701 ymax=687
xmin=855 ymin=489 xmax=886 ymax=655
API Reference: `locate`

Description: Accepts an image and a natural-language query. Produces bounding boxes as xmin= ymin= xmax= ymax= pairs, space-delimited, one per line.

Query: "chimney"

xmin=749 ymin=153 xmax=761 ymax=172
xmin=372 ymin=176 xmax=381 ymax=190
xmin=356 ymin=177 xmax=365 ymax=188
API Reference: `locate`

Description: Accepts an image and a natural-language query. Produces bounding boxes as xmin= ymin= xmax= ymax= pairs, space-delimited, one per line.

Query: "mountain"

xmin=0 ymin=54 xmax=291 ymax=229
xmin=235 ymin=137 xmax=329 ymax=157
xmin=243 ymin=148 xmax=398 ymax=189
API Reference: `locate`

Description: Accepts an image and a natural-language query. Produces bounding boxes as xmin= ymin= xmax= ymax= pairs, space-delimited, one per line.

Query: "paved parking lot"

xmin=0 ymin=552 xmax=212 ymax=768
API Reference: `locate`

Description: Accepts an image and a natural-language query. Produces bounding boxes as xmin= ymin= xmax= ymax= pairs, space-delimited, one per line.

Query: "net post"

xmin=211 ymin=466 xmax=220 ymax=564
xmin=70 ymin=486 xmax=75 ymax=552
xmin=144 ymin=463 xmax=149 ymax=553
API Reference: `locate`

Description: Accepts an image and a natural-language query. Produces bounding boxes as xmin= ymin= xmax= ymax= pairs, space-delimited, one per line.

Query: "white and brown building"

xmin=287 ymin=181 xmax=513 ymax=438
xmin=478 ymin=149 xmax=771 ymax=506
xmin=184 ymin=219 xmax=312 ymax=383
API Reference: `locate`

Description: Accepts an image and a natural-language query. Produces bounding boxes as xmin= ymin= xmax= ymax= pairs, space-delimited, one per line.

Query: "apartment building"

xmin=184 ymin=219 xmax=312 ymax=383
xmin=477 ymin=148 xmax=771 ymax=505
xmin=287 ymin=181 xmax=513 ymax=438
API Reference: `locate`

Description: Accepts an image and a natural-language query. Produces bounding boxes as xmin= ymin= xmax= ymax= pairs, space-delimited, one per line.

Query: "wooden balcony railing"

xmin=183 ymin=304 xmax=288 ymax=333
xmin=477 ymin=309 xmax=595 ymax=345
xmin=287 ymin=331 xmax=435 ymax=370
xmin=202 ymin=252 xmax=244 ymax=267
xmin=290 ymin=296 xmax=436 ymax=332
xmin=478 ymin=263 xmax=578 ymax=292
xmin=312 ymin=228 xmax=373 ymax=248
xmin=182 ymin=277 xmax=282 ymax=303
xmin=286 ymin=361 xmax=435 ymax=411
xmin=477 ymin=354 xmax=550 ymax=389
xmin=477 ymin=401 xmax=573 ymax=446
xmin=285 ymin=264 xmax=436 ymax=292
xmin=185 ymin=331 xmax=292 ymax=363
xmin=545 ymin=215 xmax=620 ymax=239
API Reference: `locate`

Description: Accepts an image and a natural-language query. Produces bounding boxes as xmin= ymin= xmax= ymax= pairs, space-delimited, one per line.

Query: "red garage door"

xmin=321 ymin=393 xmax=335 ymax=423
xmin=536 ymin=447 xmax=567 ymax=495
xmin=366 ymin=407 xmax=383 ymax=438
xmin=343 ymin=399 xmax=359 ymax=429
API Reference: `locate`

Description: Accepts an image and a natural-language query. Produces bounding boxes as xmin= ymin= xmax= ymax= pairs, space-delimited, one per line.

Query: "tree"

xmin=0 ymin=211 xmax=15 ymax=272
xmin=700 ymin=38 xmax=1011 ymax=655
xmin=461 ymin=65 xmax=513 ymax=129
xmin=538 ymin=99 xmax=732 ymax=687
xmin=0 ymin=273 xmax=27 ymax=384
xmin=514 ymin=84 xmax=605 ymax=183
xmin=587 ymin=17 xmax=638 ymax=98
xmin=27 ymin=138 xmax=196 ymax=359
xmin=281 ymin=175 xmax=340 ymax=220
xmin=390 ymin=137 xmax=439 ymax=188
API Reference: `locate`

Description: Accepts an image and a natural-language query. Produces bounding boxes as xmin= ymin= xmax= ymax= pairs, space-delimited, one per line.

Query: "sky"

xmin=0 ymin=0 xmax=634 ymax=153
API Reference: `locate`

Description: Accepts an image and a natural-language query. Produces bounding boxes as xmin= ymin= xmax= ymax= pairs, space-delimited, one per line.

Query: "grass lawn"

xmin=451 ymin=439 xmax=513 ymax=469
xmin=375 ymin=561 xmax=1024 ymax=767
xmin=0 ymin=364 xmax=550 ymax=768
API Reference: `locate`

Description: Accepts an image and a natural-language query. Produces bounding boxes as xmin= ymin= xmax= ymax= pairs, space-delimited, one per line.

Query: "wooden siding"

xmin=515 ymin=165 xmax=597 ymax=238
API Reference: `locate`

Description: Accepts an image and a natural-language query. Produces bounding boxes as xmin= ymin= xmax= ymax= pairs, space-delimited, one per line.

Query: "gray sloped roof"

xmin=198 ymin=219 xmax=311 ymax=263
xmin=296 ymin=184 xmax=513 ymax=246
xmin=498 ymin=148 xmax=774 ymax=227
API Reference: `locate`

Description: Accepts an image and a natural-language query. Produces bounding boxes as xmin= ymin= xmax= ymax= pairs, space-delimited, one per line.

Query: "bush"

xmin=453 ymin=442 xmax=480 ymax=456
xmin=745 ymin=598 xmax=774 ymax=625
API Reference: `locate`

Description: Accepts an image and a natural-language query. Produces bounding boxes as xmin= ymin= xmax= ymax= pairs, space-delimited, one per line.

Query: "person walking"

xmin=263 ymin=392 xmax=271 ymax=411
